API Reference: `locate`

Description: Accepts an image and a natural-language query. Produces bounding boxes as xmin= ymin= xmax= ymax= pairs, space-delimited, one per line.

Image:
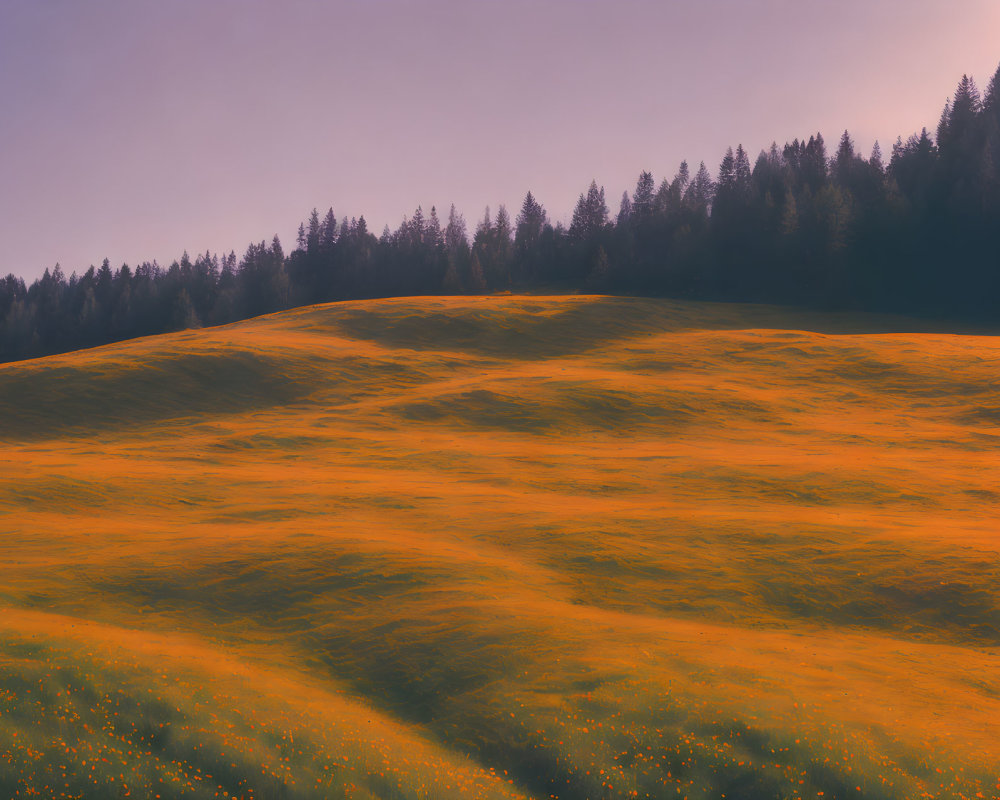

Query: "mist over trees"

xmin=3 ymin=63 xmax=1000 ymax=363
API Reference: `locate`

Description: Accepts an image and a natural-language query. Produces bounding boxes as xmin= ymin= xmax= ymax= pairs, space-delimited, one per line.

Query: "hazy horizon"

xmin=2 ymin=0 xmax=999 ymax=282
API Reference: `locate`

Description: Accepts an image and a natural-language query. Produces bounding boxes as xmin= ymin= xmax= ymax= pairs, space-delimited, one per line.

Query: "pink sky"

xmin=2 ymin=0 xmax=999 ymax=281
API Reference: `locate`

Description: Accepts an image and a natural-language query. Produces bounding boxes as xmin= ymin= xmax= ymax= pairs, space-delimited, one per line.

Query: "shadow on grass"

xmin=0 ymin=351 xmax=324 ymax=440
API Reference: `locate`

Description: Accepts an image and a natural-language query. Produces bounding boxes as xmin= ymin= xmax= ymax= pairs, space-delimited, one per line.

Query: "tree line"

xmin=2 ymin=63 xmax=999 ymax=363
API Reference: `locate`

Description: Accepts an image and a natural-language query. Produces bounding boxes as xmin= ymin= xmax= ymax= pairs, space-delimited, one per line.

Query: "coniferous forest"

xmin=2 ymin=65 xmax=999 ymax=363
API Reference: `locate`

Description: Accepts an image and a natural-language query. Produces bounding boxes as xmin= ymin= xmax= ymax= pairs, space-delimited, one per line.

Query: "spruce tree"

xmin=834 ymin=131 xmax=855 ymax=173
xmin=515 ymin=192 xmax=547 ymax=242
xmin=675 ymin=161 xmax=690 ymax=193
xmin=870 ymin=141 xmax=885 ymax=175
xmin=492 ymin=205 xmax=513 ymax=288
xmin=734 ymin=145 xmax=752 ymax=198
xmin=937 ymin=100 xmax=952 ymax=147
xmin=427 ymin=206 xmax=443 ymax=248
xmin=685 ymin=162 xmax=715 ymax=211
xmin=986 ymin=63 xmax=1000 ymax=111
xmin=716 ymin=147 xmax=736 ymax=195
xmin=617 ymin=191 xmax=632 ymax=227
xmin=569 ymin=181 xmax=608 ymax=240
xmin=307 ymin=209 xmax=321 ymax=253
xmin=513 ymin=192 xmax=548 ymax=286
xmin=321 ymin=208 xmax=338 ymax=250
xmin=446 ymin=204 xmax=468 ymax=252
xmin=632 ymin=171 xmax=655 ymax=221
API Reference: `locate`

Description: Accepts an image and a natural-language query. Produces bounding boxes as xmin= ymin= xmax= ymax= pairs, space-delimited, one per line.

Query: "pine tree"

xmin=321 ymin=208 xmax=338 ymax=250
xmin=569 ymin=181 xmax=608 ymax=240
xmin=684 ymin=162 xmax=715 ymax=211
xmin=983 ymin=63 xmax=1000 ymax=214
xmin=716 ymin=147 xmax=736 ymax=195
xmin=427 ymin=206 xmax=443 ymax=248
xmin=476 ymin=206 xmax=492 ymax=242
xmin=675 ymin=161 xmax=690 ymax=193
xmin=495 ymin=205 xmax=512 ymax=245
xmin=734 ymin=145 xmax=752 ymax=198
xmin=653 ymin=178 xmax=673 ymax=217
xmin=307 ymin=209 xmax=321 ymax=253
xmin=515 ymin=192 xmax=547 ymax=243
xmin=784 ymin=138 xmax=803 ymax=176
xmin=445 ymin=205 xmax=470 ymax=293
xmin=802 ymin=133 xmax=828 ymax=190
xmin=632 ymin=171 xmax=655 ymax=221
xmin=410 ymin=206 xmax=426 ymax=246
xmin=942 ymin=74 xmax=982 ymax=157
xmin=513 ymin=192 xmax=547 ymax=286
xmin=834 ymin=131 xmax=856 ymax=175
xmin=870 ymin=141 xmax=885 ymax=175
xmin=937 ymin=99 xmax=952 ymax=147
xmin=446 ymin=204 xmax=468 ymax=252
xmin=953 ymin=75 xmax=983 ymax=118
xmin=617 ymin=191 xmax=632 ymax=227
xmin=491 ymin=205 xmax=513 ymax=288
xmin=983 ymin=62 xmax=1000 ymax=128
xmin=665 ymin=163 xmax=692 ymax=213
xmin=472 ymin=208 xmax=494 ymax=288
xmin=986 ymin=62 xmax=1000 ymax=114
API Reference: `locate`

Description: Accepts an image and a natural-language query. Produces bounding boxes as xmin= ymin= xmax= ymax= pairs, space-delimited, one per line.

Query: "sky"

xmin=1 ymin=0 xmax=999 ymax=282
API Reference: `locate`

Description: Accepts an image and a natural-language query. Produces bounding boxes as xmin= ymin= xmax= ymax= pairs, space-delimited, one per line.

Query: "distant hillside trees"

xmin=2 ymin=62 xmax=1000 ymax=363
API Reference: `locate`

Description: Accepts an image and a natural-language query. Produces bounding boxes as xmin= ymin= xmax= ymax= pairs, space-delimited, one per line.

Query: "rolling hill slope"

xmin=1 ymin=295 xmax=999 ymax=800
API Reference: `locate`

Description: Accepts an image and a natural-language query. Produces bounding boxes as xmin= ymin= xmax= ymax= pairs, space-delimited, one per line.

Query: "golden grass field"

xmin=1 ymin=294 xmax=999 ymax=800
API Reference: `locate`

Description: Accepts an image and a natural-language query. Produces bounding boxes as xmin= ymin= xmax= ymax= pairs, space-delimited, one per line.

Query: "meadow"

xmin=1 ymin=294 xmax=999 ymax=800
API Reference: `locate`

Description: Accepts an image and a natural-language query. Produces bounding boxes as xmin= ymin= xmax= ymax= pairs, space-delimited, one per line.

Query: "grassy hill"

xmin=1 ymin=295 xmax=999 ymax=800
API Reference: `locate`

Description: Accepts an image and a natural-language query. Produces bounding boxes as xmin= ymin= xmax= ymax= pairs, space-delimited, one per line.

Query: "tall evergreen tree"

xmin=445 ymin=204 xmax=469 ymax=253
xmin=685 ymin=162 xmax=715 ymax=211
xmin=632 ymin=171 xmax=655 ymax=222
xmin=716 ymin=147 xmax=737 ymax=196
xmin=734 ymin=145 xmax=752 ymax=198
xmin=569 ymin=181 xmax=608 ymax=240
xmin=307 ymin=209 xmax=321 ymax=253
xmin=617 ymin=191 xmax=632 ymax=227
xmin=675 ymin=161 xmax=690 ymax=194
xmin=427 ymin=206 xmax=443 ymax=249
xmin=513 ymin=192 xmax=548 ymax=285
xmin=870 ymin=141 xmax=885 ymax=175
xmin=801 ymin=133 xmax=828 ymax=190
xmin=833 ymin=131 xmax=856 ymax=180
xmin=985 ymin=62 xmax=1000 ymax=117
xmin=321 ymin=208 xmax=338 ymax=250
xmin=515 ymin=192 xmax=547 ymax=244
xmin=937 ymin=99 xmax=952 ymax=147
